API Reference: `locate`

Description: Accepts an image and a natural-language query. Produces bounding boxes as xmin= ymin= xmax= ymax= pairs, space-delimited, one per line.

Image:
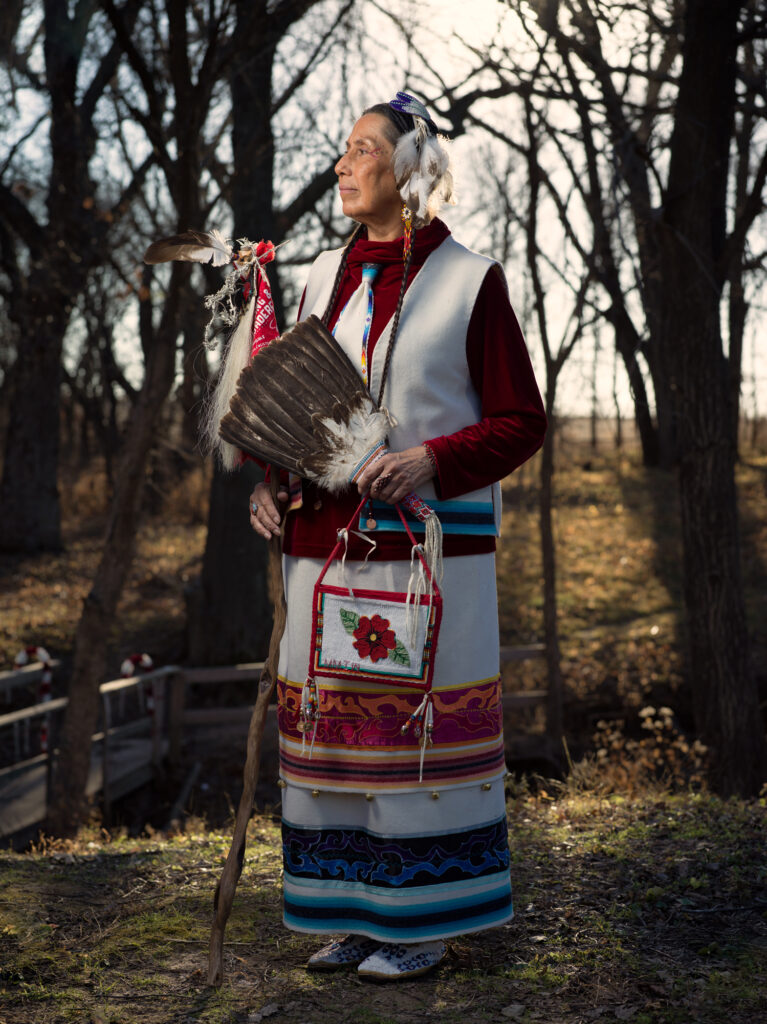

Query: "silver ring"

xmin=250 ymin=501 xmax=258 ymax=515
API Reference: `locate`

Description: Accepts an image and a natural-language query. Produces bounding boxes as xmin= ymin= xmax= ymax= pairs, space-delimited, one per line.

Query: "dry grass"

xmin=0 ymin=791 xmax=765 ymax=1024
xmin=0 ymin=460 xmax=211 ymax=676
xmin=497 ymin=445 xmax=767 ymax=765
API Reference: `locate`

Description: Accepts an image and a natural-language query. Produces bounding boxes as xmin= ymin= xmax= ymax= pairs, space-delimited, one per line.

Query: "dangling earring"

xmin=401 ymin=204 xmax=413 ymax=264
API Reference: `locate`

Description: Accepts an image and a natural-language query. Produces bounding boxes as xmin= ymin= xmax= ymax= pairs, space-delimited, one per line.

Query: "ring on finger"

xmin=376 ymin=474 xmax=393 ymax=491
xmin=250 ymin=501 xmax=258 ymax=515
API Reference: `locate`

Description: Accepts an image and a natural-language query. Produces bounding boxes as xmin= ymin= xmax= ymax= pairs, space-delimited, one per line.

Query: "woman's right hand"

xmin=249 ymin=480 xmax=288 ymax=540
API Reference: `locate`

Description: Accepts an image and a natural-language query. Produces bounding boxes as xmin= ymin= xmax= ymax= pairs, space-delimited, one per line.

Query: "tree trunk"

xmin=651 ymin=369 xmax=677 ymax=470
xmin=658 ymin=0 xmax=765 ymax=795
xmin=613 ymin=322 xmax=659 ymax=466
xmin=0 ymin=0 xmax=130 ymax=550
xmin=0 ymin=311 xmax=65 ymax=550
xmin=727 ymin=267 xmax=747 ymax=457
xmin=540 ymin=402 xmax=564 ymax=743
xmin=47 ymin=266 xmax=184 ymax=837
xmin=186 ymin=460 xmax=274 ymax=664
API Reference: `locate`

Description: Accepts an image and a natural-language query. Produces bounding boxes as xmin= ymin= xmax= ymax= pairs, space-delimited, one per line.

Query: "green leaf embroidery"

xmin=389 ymin=639 xmax=411 ymax=667
xmin=340 ymin=608 xmax=360 ymax=634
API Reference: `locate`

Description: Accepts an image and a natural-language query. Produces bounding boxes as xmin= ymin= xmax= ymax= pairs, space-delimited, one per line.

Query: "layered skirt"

xmin=276 ymin=552 xmax=513 ymax=942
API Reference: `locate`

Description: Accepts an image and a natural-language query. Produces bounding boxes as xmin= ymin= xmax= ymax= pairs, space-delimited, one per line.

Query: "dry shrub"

xmin=566 ymin=705 xmax=708 ymax=795
xmin=60 ymin=460 xmax=112 ymax=523
xmin=160 ymin=460 xmax=212 ymax=524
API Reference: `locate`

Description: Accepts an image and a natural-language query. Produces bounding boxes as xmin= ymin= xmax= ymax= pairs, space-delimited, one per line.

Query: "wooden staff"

xmin=208 ymin=472 xmax=287 ymax=987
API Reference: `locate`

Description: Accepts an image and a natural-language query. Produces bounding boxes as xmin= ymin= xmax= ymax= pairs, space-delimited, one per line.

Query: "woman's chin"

xmin=340 ymin=200 xmax=363 ymax=222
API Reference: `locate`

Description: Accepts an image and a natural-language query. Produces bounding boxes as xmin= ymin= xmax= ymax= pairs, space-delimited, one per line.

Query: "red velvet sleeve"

xmin=425 ymin=267 xmax=546 ymax=499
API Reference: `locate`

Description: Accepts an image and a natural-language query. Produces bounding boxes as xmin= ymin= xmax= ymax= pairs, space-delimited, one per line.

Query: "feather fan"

xmin=219 ymin=314 xmax=389 ymax=493
xmin=143 ymin=229 xmax=233 ymax=267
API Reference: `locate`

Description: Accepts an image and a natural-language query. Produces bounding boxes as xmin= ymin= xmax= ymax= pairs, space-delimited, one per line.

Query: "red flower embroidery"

xmin=353 ymin=614 xmax=397 ymax=663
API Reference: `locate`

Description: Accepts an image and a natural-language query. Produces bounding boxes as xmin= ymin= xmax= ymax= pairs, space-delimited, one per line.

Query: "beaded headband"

xmin=389 ymin=91 xmax=438 ymax=136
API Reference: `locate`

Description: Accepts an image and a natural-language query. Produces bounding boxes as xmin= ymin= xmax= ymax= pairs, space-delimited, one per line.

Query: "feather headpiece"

xmin=388 ymin=92 xmax=455 ymax=225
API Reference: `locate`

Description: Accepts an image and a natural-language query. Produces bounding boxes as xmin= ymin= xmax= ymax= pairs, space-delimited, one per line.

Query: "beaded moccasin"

xmin=357 ymin=940 xmax=447 ymax=980
xmin=307 ymin=934 xmax=381 ymax=971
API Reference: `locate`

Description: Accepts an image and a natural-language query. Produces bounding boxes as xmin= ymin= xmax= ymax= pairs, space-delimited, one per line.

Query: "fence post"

xmin=168 ymin=671 xmax=186 ymax=767
xmin=101 ymin=690 xmax=112 ymax=822
xmin=151 ymin=674 xmax=166 ymax=768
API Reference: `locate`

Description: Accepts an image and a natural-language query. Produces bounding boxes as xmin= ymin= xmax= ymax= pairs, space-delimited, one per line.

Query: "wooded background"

xmin=0 ymin=0 xmax=765 ymax=834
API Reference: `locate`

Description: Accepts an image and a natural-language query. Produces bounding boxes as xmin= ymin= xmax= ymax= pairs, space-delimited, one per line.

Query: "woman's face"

xmin=335 ymin=113 xmax=402 ymax=240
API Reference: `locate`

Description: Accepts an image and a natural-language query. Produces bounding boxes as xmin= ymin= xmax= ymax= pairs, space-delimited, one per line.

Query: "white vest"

xmin=302 ymin=235 xmax=503 ymax=535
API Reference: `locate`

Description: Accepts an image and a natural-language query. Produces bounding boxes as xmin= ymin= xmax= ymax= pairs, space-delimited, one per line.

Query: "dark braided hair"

xmin=321 ymin=222 xmax=364 ymax=327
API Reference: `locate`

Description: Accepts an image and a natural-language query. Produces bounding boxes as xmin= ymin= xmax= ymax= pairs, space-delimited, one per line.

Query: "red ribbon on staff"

xmin=250 ymin=241 xmax=279 ymax=357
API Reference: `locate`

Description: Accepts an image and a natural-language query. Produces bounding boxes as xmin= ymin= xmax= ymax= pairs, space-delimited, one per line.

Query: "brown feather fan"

xmin=219 ymin=315 xmax=389 ymax=493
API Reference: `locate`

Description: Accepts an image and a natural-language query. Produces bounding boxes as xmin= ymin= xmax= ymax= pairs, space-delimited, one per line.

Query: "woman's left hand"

xmin=356 ymin=445 xmax=435 ymax=505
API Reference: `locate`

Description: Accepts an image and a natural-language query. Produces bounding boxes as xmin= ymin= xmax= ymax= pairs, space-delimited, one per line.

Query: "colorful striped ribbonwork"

xmin=359 ymin=498 xmax=498 ymax=535
xmin=278 ymin=674 xmax=505 ymax=791
xmin=282 ymin=812 xmax=513 ymax=941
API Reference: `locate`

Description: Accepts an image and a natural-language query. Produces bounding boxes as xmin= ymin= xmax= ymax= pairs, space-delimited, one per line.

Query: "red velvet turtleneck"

xmin=281 ymin=218 xmax=546 ymax=560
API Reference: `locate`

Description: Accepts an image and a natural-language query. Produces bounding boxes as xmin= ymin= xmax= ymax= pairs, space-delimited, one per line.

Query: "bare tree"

xmin=501 ymin=0 xmax=767 ymax=793
xmin=523 ymin=95 xmax=589 ymax=746
xmin=47 ymin=0 xmax=241 ymax=835
xmin=0 ymin=0 xmax=148 ymax=551
xmin=650 ymin=0 xmax=766 ymax=794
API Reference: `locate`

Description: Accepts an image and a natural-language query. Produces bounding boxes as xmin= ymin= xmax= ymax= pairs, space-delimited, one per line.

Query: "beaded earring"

xmin=401 ymin=204 xmax=413 ymax=264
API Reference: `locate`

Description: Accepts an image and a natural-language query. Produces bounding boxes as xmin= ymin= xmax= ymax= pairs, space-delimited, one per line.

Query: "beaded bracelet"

xmin=422 ymin=441 xmax=438 ymax=475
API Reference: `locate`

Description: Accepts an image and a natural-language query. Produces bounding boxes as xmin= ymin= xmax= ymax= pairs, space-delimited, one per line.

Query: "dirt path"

xmin=1 ymin=789 xmax=765 ymax=1024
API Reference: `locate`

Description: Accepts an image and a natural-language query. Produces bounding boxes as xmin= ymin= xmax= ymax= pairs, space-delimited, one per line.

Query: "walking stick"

xmin=208 ymin=472 xmax=287 ymax=987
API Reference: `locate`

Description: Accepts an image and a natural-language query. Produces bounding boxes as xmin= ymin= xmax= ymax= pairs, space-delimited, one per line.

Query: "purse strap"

xmin=315 ymin=493 xmax=440 ymax=596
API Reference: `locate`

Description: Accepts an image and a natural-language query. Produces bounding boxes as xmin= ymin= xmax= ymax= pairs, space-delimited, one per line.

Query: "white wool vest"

xmin=302 ymin=235 xmax=503 ymax=534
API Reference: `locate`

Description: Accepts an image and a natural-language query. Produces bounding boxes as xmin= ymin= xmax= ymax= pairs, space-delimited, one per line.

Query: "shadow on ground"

xmin=0 ymin=790 xmax=765 ymax=1024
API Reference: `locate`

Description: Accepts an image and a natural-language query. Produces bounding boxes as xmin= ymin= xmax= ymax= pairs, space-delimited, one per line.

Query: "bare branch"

xmin=271 ymin=0 xmax=355 ymax=117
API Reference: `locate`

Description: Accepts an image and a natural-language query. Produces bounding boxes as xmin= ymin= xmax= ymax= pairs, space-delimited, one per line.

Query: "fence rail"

xmin=0 ymin=660 xmax=62 ymax=702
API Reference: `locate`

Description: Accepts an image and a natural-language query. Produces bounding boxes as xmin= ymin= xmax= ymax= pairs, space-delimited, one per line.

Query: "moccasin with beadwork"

xmin=307 ymin=934 xmax=381 ymax=971
xmin=357 ymin=940 xmax=447 ymax=980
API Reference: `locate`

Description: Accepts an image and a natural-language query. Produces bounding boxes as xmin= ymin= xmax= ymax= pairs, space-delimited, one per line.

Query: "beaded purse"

xmin=300 ymin=495 xmax=443 ymax=771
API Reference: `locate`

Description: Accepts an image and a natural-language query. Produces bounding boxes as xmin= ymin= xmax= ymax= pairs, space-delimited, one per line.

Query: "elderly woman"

xmin=247 ymin=92 xmax=546 ymax=980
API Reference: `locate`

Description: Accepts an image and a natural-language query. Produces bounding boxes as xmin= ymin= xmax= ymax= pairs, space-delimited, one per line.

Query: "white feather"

xmin=143 ymin=229 xmax=234 ymax=266
xmin=420 ymin=135 xmax=448 ymax=181
xmin=202 ymin=295 xmax=256 ymax=470
xmin=206 ymin=228 xmax=234 ymax=267
xmin=392 ymin=129 xmax=455 ymax=226
xmin=314 ymin=402 xmax=390 ymax=492
xmin=392 ymin=128 xmax=421 ymax=189
xmin=403 ymin=170 xmax=429 ymax=221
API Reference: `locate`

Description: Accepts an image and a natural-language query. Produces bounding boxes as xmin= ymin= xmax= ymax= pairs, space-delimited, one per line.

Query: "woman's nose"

xmin=335 ymin=152 xmax=349 ymax=175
